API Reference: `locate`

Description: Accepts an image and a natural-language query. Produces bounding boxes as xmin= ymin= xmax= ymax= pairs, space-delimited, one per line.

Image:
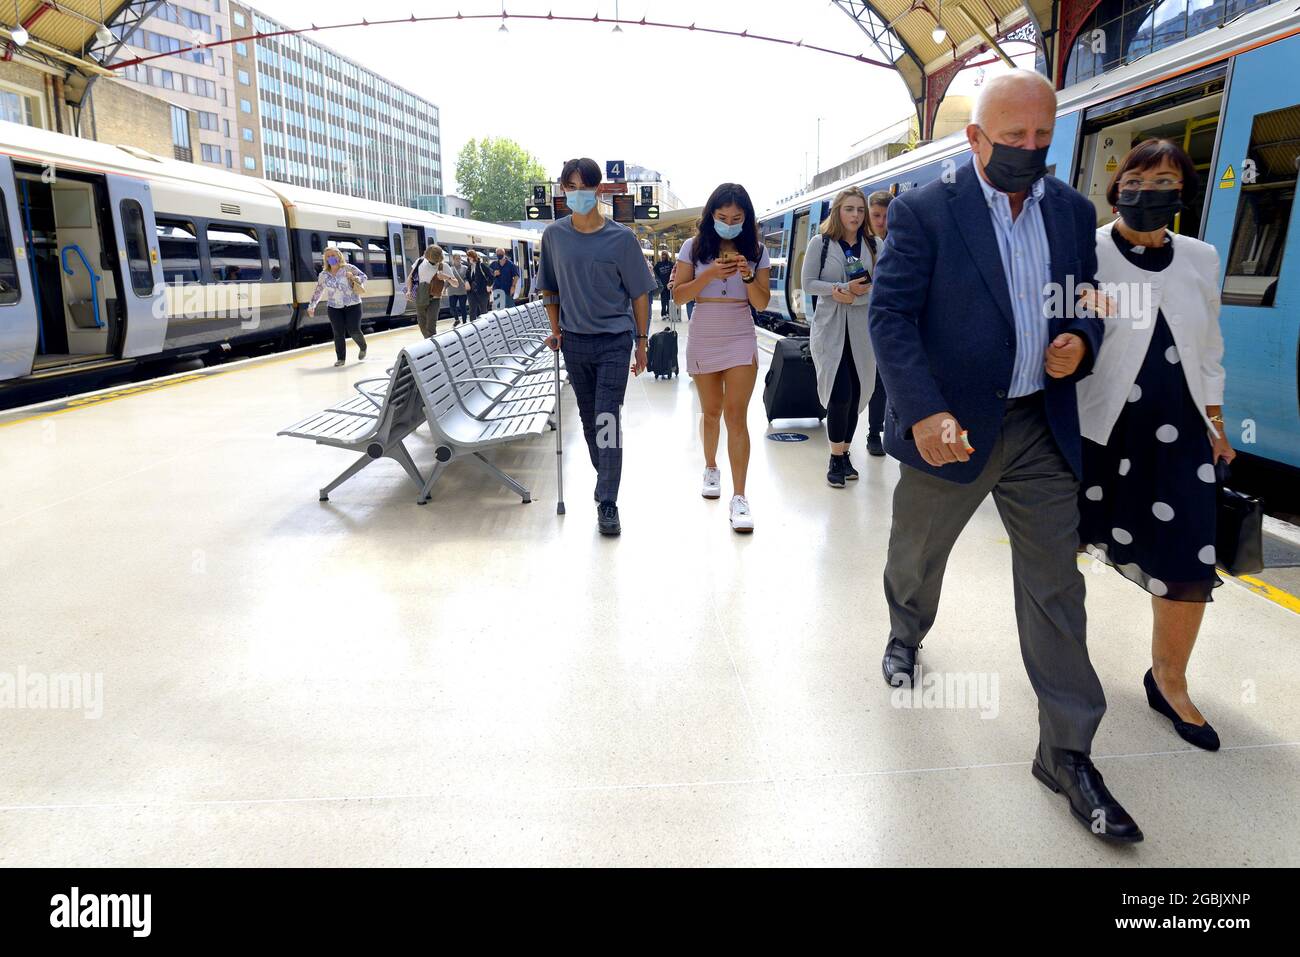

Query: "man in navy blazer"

xmin=868 ymin=71 xmax=1142 ymax=844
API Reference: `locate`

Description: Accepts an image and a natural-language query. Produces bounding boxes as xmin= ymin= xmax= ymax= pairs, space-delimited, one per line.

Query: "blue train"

xmin=757 ymin=2 xmax=1300 ymax=471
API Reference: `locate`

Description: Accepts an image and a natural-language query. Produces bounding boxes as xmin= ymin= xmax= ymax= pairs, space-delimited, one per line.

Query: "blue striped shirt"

xmin=973 ymin=157 xmax=1052 ymax=398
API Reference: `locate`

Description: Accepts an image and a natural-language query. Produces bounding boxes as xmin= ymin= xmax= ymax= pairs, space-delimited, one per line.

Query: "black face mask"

xmin=1116 ymin=189 xmax=1182 ymax=233
xmin=978 ymin=128 xmax=1049 ymax=194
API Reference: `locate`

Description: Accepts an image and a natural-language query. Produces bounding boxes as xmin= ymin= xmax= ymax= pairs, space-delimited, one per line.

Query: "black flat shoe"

xmin=866 ymin=433 xmax=885 ymax=457
xmin=881 ymin=636 xmax=919 ymax=688
xmin=1144 ymin=669 xmax=1220 ymax=751
xmin=1032 ymin=744 xmax=1144 ymax=843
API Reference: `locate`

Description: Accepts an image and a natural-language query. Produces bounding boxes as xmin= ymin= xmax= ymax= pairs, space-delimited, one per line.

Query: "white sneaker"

xmin=729 ymin=495 xmax=754 ymax=533
xmin=702 ymin=466 xmax=722 ymax=499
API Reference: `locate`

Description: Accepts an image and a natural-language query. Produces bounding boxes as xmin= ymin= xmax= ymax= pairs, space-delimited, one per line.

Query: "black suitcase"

xmin=648 ymin=328 xmax=678 ymax=379
xmin=763 ymin=337 xmax=825 ymax=422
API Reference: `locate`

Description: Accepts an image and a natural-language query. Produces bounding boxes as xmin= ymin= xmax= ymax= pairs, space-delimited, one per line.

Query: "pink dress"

xmin=678 ymin=237 xmax=770 ymax=375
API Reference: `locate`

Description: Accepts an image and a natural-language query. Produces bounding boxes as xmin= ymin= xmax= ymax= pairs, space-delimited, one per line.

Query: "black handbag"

xmin=1215 ymin=460 xmax=1265 ymax=576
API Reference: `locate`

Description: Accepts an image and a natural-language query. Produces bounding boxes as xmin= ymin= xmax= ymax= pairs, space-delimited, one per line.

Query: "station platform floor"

xmin=1 ymin=319 xmax=1297 ymax=867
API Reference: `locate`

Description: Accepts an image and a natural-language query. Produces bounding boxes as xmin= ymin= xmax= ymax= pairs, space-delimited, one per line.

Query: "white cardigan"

xmin=1077 ymin=221 xmax=1226 ymax=445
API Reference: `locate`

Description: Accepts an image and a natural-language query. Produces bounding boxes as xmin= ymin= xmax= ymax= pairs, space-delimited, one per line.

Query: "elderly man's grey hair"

xmin=971 ymin=70 xmax=1057 ymax=128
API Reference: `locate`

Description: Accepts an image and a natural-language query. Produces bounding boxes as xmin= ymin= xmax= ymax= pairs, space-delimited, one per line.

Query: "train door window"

xmin=155 ymin=218 xmax=201 ymax=283
xmin=401 ymin=227 xmax=420 ymax=271
xmin=311 ymin=232 xmax=322 ymax=268
xmin=265 ymin=228 xmax=283 ymax=281
xmin=762 ymin=222 xmax=785 ymax=282
xmin=0 ymin=194 xmax=20 ymax=305
xmin=208 ymin=224 xmax=263 ymax=282
xmin=1221 ymin=103 xmax=1299 ymax=307
xmin=787 ymin=209 xmax=811 ymax=322
xmin=366 ymin=238 xmax=390 ymax=278
xmin=119 ymin=200 xmax=155 ymax=296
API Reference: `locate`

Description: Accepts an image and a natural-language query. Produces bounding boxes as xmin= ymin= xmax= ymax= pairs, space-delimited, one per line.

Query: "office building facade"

xmin=229 ymin=2 xmax=442 ymax=206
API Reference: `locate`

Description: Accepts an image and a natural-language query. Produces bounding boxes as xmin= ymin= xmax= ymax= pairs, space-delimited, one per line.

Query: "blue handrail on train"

xmin=60 ymin=243 xmax=103 ymax=329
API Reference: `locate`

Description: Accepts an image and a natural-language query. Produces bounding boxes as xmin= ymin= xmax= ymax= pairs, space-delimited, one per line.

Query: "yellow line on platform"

xmin=1233 ymin=574 xmax=1300 ymax=615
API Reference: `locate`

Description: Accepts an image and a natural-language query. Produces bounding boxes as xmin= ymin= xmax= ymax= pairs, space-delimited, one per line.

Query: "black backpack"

xmin=809 ymin=231 xmax=876 ymax=314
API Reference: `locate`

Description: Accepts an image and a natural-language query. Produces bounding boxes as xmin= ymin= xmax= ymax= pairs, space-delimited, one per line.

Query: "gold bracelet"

xmin=1209 ymin=414 xmax=1225 ymax=424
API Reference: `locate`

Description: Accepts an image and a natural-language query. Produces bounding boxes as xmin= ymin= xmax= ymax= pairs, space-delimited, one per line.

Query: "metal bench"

xmin=278 ymin=350 xmax=427 ymax=502
xmin=404 ymin=338 xmax=553 ymax=505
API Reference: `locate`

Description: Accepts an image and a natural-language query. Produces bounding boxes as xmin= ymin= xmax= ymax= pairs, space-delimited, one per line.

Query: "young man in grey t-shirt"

xmin=539 ymin=157 xmax=656 ymax=536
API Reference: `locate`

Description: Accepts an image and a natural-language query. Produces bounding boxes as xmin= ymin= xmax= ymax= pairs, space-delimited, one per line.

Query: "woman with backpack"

xmin=408 ymin=243 xmax=460 ymax=338
xmin=672 ymin=183 xmax=771 ymax=533
xmin=803 ymin=187 xmax=878 ymax=488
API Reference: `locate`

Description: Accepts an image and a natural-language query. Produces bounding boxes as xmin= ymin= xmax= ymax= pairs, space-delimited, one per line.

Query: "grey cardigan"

xmin=802 ymin=233 xmax=877 ymax=412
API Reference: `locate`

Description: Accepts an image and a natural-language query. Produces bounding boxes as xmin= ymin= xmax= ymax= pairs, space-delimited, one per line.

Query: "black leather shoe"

xmin=1032 ymin=745 xmax=1144 ymax=843
xmin=597 ymin=501 xmax=621 ymax=536
xmin=1144 ymin=669 xmax=1220 ymax=751
xmin=882 ymin=636 xmax=919 ymax=687
xmin=866 ymin=433 xmax=885 ymax=457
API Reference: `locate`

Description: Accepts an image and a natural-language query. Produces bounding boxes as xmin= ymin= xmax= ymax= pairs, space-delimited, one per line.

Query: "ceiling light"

xmin=931 ymin=26 xmax=947 ymax=44
xmin=12 ymin=24 xmax=28 ymax=46
xmin=95 ymin=24 xmax=113 ymax=46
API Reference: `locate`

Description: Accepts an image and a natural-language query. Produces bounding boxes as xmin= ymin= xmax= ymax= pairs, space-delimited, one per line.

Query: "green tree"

xmin=455 ymin=137 xmax=548 ymax=223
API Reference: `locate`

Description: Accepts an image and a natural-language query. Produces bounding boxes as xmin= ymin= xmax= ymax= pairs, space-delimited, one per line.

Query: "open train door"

xmin=105 ymin=174 xmax=166 ymax=358
xmin=0 ymin=154 xmax=37 ymax=379
xmin=388 ymin=219 xmax=408 ymax=315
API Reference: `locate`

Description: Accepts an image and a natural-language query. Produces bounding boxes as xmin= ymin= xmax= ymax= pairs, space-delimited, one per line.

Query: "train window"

xmin=119 ymin=200 xmax=155 ymax=297
xmin=1222 ymin=103 xmax=1298 ymax=307
xmin=366 ymin=238 xmax=390 ymax=279
xmin=208 ymin=224 xmax=263 ymax=282
xmin=155 ymin=218 xmax=201 ymax=283
xmin=0 ymin=194 xmax=21 ymax=305
xmin=311 ymin=232 xmax=322 ymax=267
xmin=265 ymin=228 xmax=283 ymax=281
xmin=327 ymin=237 xmax=364 ymax=270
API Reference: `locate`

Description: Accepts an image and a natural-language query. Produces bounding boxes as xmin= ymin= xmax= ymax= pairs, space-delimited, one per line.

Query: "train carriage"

xmin=757 ymin=1 xmax=1300 ymax=470
xmin=0 ymin=121 xmax=544 ymax=393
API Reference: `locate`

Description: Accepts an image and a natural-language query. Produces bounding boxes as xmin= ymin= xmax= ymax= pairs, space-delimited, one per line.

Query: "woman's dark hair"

xmin=690 ymin=182 xmax=760 ymax=264
xmin=560 ymin=157 xmax=602 ymax=189
xmin=1106 ymin=138 xmax=1198 ymax=206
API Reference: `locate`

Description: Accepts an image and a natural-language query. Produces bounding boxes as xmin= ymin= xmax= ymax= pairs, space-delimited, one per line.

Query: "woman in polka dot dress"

xmin=1076 ymin=140 xmax=1235 ymax=752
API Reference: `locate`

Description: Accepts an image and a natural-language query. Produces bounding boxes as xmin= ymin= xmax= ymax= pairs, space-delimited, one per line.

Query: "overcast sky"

xmin=252 ymin=0 xmax=1034 ymax=211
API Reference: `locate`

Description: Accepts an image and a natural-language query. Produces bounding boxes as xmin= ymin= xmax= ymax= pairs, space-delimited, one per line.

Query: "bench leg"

xmin=470 ymin=452 xmax=532 ymax=504
xmin=319 ymin=452 xmax=374 ymax=501
xmin=416 ymin=461 xmax=447 ymax=505
xmin=386 ymin=441 xmax=426 ymax=493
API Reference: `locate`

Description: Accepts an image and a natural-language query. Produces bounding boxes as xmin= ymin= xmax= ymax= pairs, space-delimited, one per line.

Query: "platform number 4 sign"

xmin=606 ymin=160 xmax=625 ymax=182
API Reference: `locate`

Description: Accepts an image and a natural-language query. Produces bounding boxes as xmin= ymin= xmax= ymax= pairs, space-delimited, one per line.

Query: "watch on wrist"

xmin=742 ymin=273 xmax=756 ymax=284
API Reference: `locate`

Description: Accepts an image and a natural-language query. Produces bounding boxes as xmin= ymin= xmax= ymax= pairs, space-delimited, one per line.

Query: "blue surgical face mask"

xmin=714 ymin=218 xmax=744 ymax=240
xmin=327 ymin=256 xmax=340 ymax=267
xmin=566 ymin=189 xmax=598 ymax=215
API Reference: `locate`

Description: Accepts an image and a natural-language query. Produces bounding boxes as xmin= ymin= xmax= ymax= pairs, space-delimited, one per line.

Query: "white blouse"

xmin=1077 ymin=221 xmax=1226 ymax=445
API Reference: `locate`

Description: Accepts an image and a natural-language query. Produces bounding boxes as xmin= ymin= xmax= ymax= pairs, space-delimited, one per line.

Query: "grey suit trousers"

xmin=882 ymin=393 xmax=1106 ymax=752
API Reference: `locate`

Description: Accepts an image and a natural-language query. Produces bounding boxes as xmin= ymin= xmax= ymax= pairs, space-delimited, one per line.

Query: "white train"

xmin=0 ymin=120 xmax=542 ymax=389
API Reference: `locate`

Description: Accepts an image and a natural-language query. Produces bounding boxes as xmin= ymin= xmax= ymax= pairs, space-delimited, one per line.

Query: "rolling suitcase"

xmin=763 ymin=337 xmax=825 ymax=422
xmin=648 ymin=328 xmax=679 ymax=379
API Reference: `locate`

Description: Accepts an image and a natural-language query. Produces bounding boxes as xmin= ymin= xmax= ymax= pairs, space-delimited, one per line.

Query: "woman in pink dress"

xmin=672 ymin=183 xmax=771 ymax=533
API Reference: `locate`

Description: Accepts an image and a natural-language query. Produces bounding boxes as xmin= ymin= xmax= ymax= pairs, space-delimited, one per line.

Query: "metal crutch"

xmin=553 ymin=336 xmax=565 ymax=515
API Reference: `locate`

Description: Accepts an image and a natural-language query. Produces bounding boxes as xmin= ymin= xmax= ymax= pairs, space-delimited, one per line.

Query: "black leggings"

xmin=328 ymin=303 xmax=366 ymax=361
xmin=827 ymin=336 xmax=861 ymax=444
